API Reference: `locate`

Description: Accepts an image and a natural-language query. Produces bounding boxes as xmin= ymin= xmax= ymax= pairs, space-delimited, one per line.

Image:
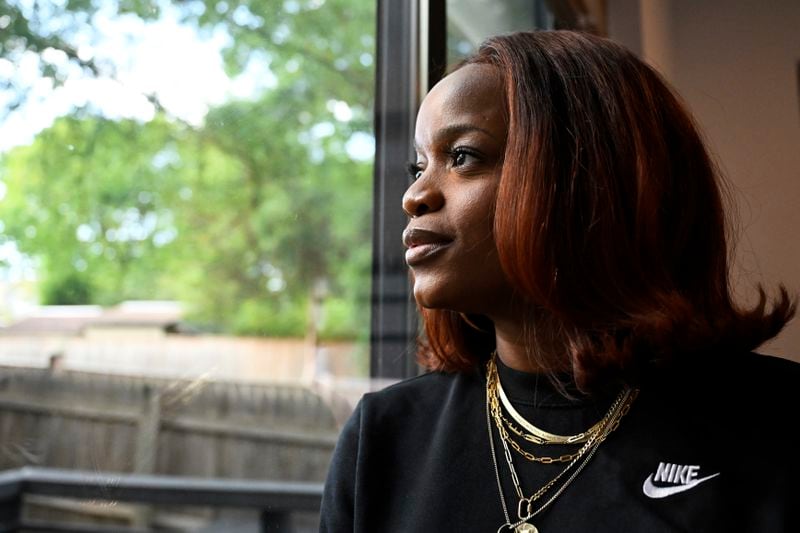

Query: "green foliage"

xmin=41 ymin=270 xmax=94 ymax=305
xmin=0 ymin=0 xmax=375 ymax=342
xmin=229 ymin=298 xmax=307 ymax=337
xmin=320 ymin=296 xmax=369 ymax=340
xmin=0 ymin=114 xmax=187 ymax=305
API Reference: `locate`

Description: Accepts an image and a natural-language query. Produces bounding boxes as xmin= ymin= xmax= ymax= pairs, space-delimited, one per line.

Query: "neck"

xmin=491 ymin=310 xmax=564 ymax=375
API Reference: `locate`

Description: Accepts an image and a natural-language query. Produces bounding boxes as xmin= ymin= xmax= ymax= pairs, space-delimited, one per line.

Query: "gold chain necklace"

xmin=487 ymin=360 xmax=630 ymax=463
xmin=496 ymin=377 xmax=601 ymax=444
xmin=485 ymin=356 xmax=639 ymax=532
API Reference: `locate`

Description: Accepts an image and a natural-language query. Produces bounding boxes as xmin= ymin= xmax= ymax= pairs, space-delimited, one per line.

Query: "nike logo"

xmin=642 ymin=462 xmax=720 ymax=499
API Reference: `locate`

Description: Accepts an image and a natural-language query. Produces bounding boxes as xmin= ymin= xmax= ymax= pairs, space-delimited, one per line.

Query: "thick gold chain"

xmin=487 ymin=357 xmax=635 ymax=464
xmin=496 ymin=378 xmax=602 ymax=444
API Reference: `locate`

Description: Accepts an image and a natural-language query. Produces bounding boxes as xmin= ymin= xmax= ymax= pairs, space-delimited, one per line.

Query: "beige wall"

xmin=608 ymin=0 xmax=800 ymax=361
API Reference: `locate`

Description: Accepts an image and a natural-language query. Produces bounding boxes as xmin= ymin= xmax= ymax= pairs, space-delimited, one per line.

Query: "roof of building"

xmin=0 ymin=301 xmax=184 ymax=335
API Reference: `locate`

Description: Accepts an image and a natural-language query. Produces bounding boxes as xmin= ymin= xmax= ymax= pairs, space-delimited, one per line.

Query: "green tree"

xmin=0 ymin=114 xmax=189 ymax=304
xmin=0 ymin=0 xmax=375 ymax=341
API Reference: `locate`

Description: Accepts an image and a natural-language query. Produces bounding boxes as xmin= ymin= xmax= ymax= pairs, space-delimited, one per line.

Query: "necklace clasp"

xmin=517 ymin=497 xmax=533 ymax=521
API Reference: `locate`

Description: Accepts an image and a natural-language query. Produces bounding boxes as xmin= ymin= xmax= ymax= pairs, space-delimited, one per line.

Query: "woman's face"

xmin=403 ymin=63 xmax=515 ymax=316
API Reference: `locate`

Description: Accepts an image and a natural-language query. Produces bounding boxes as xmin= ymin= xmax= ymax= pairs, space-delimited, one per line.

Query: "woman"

xmin=321 ymin=31 xmax=797 ymax=532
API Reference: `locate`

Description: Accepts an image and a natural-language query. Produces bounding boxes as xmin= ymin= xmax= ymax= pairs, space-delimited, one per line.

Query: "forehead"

xmin=415 ymin=64 xmax=506 ymax=147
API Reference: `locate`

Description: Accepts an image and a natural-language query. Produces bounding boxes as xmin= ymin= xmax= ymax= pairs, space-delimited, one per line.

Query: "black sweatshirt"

xmin=320 ymin=351 xmax=800 ymax=532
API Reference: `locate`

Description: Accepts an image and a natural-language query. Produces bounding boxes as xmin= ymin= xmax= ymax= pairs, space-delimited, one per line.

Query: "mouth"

xmin=402 ymin=228 xmax=454 ymax=266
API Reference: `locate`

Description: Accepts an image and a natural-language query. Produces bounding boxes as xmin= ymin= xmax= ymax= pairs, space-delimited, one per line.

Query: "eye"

xmin=406 ymin=161 xmax=424 ymax=181
xmin=449 ymin=147 xmax=480 ymax=168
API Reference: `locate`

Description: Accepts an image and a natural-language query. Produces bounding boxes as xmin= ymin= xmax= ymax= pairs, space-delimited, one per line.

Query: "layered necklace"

xmin=486 ymin=355 xmax=638 ymax=532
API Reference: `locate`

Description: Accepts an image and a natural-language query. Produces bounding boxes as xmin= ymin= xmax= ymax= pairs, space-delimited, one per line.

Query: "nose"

xmin=402 ymin=175 xmax=444 ymax=217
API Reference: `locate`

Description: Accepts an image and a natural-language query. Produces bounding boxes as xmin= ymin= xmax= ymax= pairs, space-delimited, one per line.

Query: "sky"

xmin=0 ymin=4 xmax=373 ymax=157
xmin=0 ymin=5 xmax=264 ymax=153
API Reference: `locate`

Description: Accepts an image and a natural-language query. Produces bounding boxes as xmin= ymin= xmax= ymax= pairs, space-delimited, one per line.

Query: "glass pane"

xmin=0 ymin=0 xmax=374 ymax=529
xmin=447 ymin=0 xmax=553 ymax=66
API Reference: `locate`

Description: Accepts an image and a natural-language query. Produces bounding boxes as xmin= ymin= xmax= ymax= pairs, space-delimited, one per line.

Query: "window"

xmin=0 ymin=0 xmax=375 ymax=529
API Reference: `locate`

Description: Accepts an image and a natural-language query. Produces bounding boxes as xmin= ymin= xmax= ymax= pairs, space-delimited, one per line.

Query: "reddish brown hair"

xmin=417 ymin=31 xmax=795 ymax=388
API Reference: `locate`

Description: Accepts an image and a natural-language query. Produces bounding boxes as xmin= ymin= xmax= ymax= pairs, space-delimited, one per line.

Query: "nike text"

xmin=654 ymin=462 xmax=700 ymax=484
xmin=642 ymin=462 xmax=720 ymax=499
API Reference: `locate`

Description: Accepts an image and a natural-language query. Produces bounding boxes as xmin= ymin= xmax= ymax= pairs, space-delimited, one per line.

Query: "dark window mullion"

xmin=369 ymin=1 xmax=448 ymax=380
xmin=370 ymin=0 xmax=422 ymax=380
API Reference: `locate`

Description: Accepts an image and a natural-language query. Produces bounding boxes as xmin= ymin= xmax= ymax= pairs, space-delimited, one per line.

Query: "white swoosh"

xmin=642 ymin=472 xmax=720 ymax=499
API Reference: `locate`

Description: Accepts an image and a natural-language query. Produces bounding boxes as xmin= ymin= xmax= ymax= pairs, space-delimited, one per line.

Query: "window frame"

xmin=370 ymin=0 xmax=448 ymax=380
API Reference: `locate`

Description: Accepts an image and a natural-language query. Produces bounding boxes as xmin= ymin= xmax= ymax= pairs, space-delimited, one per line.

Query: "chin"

xmin=411 ymin=271 xmax=516 ymax=317
xmin=412 ymin=287 xmax=443 ymax=310
xmin=412 ymin=279 xmax=478 ymax=314
xmin=412 ymin=279 xmax=455 ymax=311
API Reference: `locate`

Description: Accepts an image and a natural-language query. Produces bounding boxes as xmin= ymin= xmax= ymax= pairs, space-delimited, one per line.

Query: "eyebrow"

xmin=413 ymin=123 xmax=498 ymax=150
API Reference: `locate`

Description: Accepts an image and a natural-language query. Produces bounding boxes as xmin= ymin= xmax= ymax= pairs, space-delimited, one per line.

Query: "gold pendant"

xmin=515 ymin=524 xmax=538 ymax=533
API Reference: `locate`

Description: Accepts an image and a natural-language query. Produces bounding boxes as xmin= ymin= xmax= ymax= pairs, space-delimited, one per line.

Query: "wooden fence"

xmin=0 ymin=366 xmax=339 ymax=482
xmin=0 ymin=364 xmax=342 ymax=529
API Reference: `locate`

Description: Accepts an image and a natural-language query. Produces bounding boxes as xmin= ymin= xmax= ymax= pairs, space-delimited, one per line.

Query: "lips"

xmin=402 ymin=228 xmax=454 ymax=266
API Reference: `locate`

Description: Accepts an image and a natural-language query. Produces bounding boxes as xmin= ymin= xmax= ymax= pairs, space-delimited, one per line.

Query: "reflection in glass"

xmin=447 ymin=0 xmax=553 ymax=66
xmin=0 ymin=0 xmax=374 ymax=529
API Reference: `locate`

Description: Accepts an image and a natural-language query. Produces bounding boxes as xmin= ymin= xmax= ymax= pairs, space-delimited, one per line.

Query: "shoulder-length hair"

xmin=417 ymin=30 xmax=795 ymax=388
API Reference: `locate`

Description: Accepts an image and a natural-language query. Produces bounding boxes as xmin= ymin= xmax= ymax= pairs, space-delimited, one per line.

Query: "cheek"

xmin=455 ymin=182 xmax=496 ymax=224
xmin=457 ymin=196 xmax=497 ymax=252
